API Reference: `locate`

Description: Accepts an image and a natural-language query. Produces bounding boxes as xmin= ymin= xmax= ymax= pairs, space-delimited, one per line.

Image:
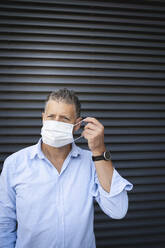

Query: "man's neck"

xmin=41 ymin=142 xmax=72 ymax=171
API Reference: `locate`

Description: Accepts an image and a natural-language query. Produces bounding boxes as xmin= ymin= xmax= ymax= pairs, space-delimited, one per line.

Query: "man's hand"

xmin=82 ymin=117 xmax=106 ymax=155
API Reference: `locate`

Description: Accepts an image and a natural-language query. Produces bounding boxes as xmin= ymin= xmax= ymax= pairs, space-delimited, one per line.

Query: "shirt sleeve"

xmin=91 ymin=167 xmax=133 ymax=219
xmin=0 ymin=158 xmax=17 ymax=248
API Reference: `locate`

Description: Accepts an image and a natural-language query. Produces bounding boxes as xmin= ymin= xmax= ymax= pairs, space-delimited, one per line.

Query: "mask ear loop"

xmin=73 ymin=119 xmax=86 ymax=142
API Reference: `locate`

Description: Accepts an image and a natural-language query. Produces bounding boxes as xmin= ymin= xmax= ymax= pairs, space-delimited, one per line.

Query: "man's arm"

xmin=83 ymin=117 xmax=133 ymax=219
xmin=83 ymin=117 xmax=116 ymax=193
xmin=92 ymin=164 xmax=133 ymax=219
xmin=92 ymin=153 xmax=114 ymax=193
xmin=0 ymin=158 xmax=17 ymax=248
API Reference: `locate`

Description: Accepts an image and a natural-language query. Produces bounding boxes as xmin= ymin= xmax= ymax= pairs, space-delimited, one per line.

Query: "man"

xmin=0 ymin=88 xmax=133 ymax=248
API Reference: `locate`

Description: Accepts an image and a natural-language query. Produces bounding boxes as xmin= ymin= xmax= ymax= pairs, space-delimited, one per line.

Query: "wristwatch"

xmin=92 ymin=150 xmax=111 ymax=162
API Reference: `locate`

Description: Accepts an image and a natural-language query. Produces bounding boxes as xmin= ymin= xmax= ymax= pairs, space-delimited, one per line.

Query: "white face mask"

xmin=41 ymin=120 xmax=82 ymax=148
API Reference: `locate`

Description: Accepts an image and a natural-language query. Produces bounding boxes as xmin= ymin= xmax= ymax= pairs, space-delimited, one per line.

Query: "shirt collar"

xmin=30 ymin=138 xmax=81 ymax=160
xmin=29 ymin=138 xmax=44 ymax=160
xmin=70 ymin=142 xmax=81 ymax=158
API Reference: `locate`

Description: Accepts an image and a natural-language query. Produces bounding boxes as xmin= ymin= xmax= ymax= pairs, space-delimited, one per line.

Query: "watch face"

xmin=104 ymin=151 xmax=111 ymax=160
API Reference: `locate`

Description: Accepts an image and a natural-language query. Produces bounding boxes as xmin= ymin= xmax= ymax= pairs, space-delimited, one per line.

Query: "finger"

xmin=82 ymin=129 xmax=94 ymax=136
xmin=84 ymin=123 xmax=98 ymax=131
xmin=84 ymin=124 xmax=103 ymax=137
xmin=84 ymin=120 xmax=103 ymax=130
xmin=82 ymin=130 xmax=93 ymax=139
xmin=83 ymin=117 xmax=103 ymax=128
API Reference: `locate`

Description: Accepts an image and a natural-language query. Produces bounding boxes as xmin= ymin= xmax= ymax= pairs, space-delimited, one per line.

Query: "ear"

xmin=73 ymin=117 xmax=82 ymax=132
xmin=42 ymin=112 xmax=46 ymax=124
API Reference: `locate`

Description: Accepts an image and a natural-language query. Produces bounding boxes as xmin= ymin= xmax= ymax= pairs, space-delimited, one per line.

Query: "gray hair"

xmin=44 ymin=88 xmax=81 ymax=117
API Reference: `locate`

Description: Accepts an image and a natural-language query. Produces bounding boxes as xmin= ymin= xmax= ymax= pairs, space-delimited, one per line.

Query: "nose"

xmin=54 ymin=116 xmax=60 ymax=121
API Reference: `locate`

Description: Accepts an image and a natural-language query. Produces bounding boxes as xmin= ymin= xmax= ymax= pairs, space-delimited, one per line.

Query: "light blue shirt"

xmin=0 ymin=139 xmax=133 ymax=248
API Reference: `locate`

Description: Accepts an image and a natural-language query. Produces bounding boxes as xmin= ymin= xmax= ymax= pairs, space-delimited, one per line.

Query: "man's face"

xmin=42 ymin=100 xmax=81 ymax=131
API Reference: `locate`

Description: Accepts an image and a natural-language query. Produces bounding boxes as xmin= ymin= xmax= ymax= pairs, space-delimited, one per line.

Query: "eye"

xmin=47 ymin=115 xmax=55 ymax=119
xmin=64 ymin=117 xmax=69 ymax=121
xmin=62 ymin=116 xmax=70 ymax=122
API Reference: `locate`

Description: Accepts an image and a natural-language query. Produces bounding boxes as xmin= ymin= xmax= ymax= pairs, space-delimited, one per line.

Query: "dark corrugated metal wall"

xmin=0 ymin=0 xmax=165 ymax=247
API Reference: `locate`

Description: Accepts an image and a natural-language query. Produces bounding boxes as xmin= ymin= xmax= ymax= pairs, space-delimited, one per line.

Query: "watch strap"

xmin=92 ymin=155 xmax=105 ymax=161
xmin=92 ymin=150 xmax=111 ymax=161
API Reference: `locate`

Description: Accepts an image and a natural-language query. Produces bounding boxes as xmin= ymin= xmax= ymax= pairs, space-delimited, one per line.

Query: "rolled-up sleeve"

xmin=0 ymin=158 xmax=17 ymax=248
xmin=92 ymin=168 xmax=133 ymax=219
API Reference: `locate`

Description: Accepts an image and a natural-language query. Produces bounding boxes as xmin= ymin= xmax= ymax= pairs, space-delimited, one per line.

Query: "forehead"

xmin=45 ymin=100 xmax=76 ymax=117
